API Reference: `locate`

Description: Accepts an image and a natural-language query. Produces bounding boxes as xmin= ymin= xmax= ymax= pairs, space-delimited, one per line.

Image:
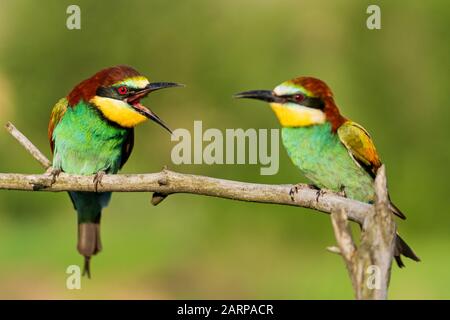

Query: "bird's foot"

xmin=337 ymin=185 xmax=347 ymax=198
xmin=45 ymin=167 xmax=61 ymax=186
xmin=93 ymin=171 xmax=106 ymax=192
xmin=316 ymin=189 xmax=327 ymax=203
xmin=289 ymin=184 xmax=299 ymax=201
xmin=82 ymin=256 xmax=91 ymax=279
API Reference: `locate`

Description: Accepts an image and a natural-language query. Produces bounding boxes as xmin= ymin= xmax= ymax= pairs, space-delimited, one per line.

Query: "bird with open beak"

xmin=48 ymin=65 xmax=183 ymax=277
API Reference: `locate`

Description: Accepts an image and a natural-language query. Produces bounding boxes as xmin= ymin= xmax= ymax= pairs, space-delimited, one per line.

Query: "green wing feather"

xmin=49 ymin=97 xmax=134 ymax=168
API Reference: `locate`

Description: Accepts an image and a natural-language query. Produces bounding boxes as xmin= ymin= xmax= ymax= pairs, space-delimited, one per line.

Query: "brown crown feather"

xmin=67 ymin=65 xmax=141 ymax=106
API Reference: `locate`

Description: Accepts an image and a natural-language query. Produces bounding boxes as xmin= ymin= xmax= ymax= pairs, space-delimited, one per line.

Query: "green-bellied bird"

xmin=235 ymin=76 xmax=420 ymax=267
xmin=48 ymin=65 xmax=182 ymax=277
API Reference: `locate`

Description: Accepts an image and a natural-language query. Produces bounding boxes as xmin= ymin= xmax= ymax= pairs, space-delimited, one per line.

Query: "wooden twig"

xmin=2 ymin=122 xmax=399 ymax=299
xmin=363 ymin=165 xmax=396 ymax=299
xmin=0 ymin=171 xmax=372 ymax=224
xmin=0 ymin=122 xmax=372 ymax=225
xmin=331 ymin=208 xmax=357 ymax=263
xmin=5 ymin=122 xmax=51 ymax=169
xmin=330 ymin=165 xmax=396 ymax=300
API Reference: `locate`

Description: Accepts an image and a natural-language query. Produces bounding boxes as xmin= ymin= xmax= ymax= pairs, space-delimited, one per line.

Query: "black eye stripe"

xmin=283 ymin=95 xmax=325 ymax=109
xmin=96 ymin=86 xmax=113 ymax=97
xmin=96 ymin=86 xmax=134 ymax=100
xmin=303 ymin=97 xmax=325 ymax=109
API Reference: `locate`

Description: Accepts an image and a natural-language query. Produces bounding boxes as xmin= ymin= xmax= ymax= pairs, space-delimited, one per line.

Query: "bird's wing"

xmin=338 ymin=121 xmax=406 ymax=220
xmin=120 ymin=129 xmax=134 ymax=169
xmin=337 ymin=120 xmax=382 ymax=178
xmin=48 ymin=97 xmax=69 ymax=154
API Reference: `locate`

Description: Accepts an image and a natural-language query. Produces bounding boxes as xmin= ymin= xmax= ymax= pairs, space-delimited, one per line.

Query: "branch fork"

xmin=330 ymin=165 xmax=396 ymax=299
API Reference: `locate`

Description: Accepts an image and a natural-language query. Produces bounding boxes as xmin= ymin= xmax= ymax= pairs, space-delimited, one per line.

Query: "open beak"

xmin=233 ymin=90 xmax=284 ymax=103
xmin=127 ymin=82 xmax=184 ymax=134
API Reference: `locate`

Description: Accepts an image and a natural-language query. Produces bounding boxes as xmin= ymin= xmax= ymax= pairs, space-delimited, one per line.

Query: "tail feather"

xmin=388 ymin=199 xmax=419 ymax=267
xmin=394 ymin=233 xmax=420 ymax=268
xmin=83 ymin=257 xmax=92 ymax=278
xmin=389 ymin=201 xmax=406 ymax=220
xmin=77 ymin=222 xmax=102 ymax=278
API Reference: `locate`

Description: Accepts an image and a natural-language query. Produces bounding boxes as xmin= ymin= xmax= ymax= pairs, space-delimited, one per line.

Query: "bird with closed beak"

xmin=235 ymin=76 xmax=420 ymax=267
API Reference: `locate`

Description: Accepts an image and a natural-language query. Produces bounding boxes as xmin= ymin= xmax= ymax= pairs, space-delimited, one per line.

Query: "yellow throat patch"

xmin=270 ymin=103 xmax=326 ymax=127
xmin=90 ymin=96 xmax=147 ymax=128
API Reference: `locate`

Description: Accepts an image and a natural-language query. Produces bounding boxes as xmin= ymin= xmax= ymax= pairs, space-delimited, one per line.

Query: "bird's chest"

xmin=281 ymin=125 xmax=375 ymax=202
xmin=52 ymin=104 xmax=128 ymax=175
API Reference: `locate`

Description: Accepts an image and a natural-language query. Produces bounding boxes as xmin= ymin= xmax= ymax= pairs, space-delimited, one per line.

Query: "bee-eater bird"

xmin=48 ymin=65 xmax=182 ymax=277
xmin=234 ymin=76 xmax=420 ymax=267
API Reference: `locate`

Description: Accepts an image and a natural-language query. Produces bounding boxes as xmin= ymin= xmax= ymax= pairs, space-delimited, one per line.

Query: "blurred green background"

xmin=0 ymin=0 xmax=449 ymax=299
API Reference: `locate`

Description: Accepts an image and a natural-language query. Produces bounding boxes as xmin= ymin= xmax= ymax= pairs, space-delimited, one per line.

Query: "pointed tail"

xmin=389 ymin=201 xmax=407 ymax=220
xmin=70 ymin=191 xmax=110 ymax=278
xmin=394 ymin=233 xmax=420 ymax=268
xmin=77 ymin=222 xmax=102 ymax=278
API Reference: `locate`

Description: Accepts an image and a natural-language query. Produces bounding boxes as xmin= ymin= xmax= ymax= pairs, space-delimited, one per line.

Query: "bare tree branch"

xmin=2 ymin=122 xmax=398 ymax=299
xmin=5 ymin=122 xmax=51 ymax=169
xmin=331 ymin=208 xmax=357 ymax=264
xmin=330 ymin=165 xmax=396 ymax=300
xmin=0 ymin=171 xmax=372 ymax=224
xmin=1 ymin=122 xmax=372 ymax=225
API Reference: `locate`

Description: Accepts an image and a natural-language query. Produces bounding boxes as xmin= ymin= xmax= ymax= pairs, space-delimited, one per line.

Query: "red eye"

xmin=117 ymin=86 xmax=128 ymax=95
xmin=293 ymin=94 xmax=304 ymax=103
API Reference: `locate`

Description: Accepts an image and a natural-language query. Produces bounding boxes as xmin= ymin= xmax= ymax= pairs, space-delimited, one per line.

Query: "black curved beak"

xmin=145 ymin=109 xmax=173 ymax=134
xmin=146 ymin=82 xmax=185 ymax=92
xmin=127 ymin=102 xmax=172 ymax=134
xmin=233 ymin=90 xmax=283 ymax=103
xmin=128 ymin=82 xmax=184 ymax=134
xmin=129 ymin=82 xmax=184 ymax=102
